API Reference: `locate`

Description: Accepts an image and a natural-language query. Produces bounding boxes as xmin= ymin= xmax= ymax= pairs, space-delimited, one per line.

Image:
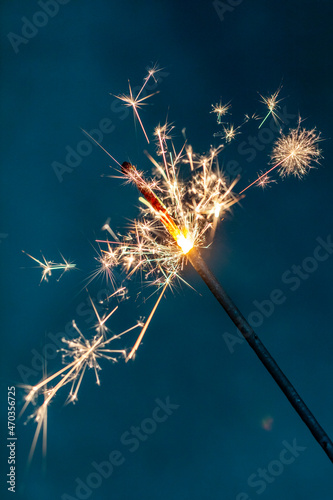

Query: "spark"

xmin=258 ymin=86 xmax=283 ymax=129
xmin=255 ymin=171 xmax=277 ymax=189
xmin=221 ymin=123 xmax=240 ymax=143
xmin=21 ymin=289 xmax=141 ymax=461
xmin=102 ymin=218 xmax=120 ymax=241
xmin=127 ymin=278 xmax=170 ymax=360
xmin=271 ymin=122 xmax=322 ymax=178
xmin=119 ymin=140 xmax=239 ymax=262
xmin=92 ymin=131 xmax=240 ymax=354
xmin=213 ymin=115 xmax=249 ymax=143
xmin=23 ymin=361 xmax=49 ymax=464
xmin=244 ymin=112 xmax=260 ymax=123
xmin=240 ymin=121 xmax=322 ymax=194
xmin=84 ymin=242 xmax=120 ymax=290
xmin=114 ymin=66 xmax=161 ymax=143
xmin=185 ymin=144 xmax=194 ymax=171
xmin=81 ymin=129 xmax=122 ymax=168
xmin=154 ymin=121 xmax=175 ymax=172
xmin=211 ymin=101 xmax=231 ymax=124
xmin=22 ymin=250 xmax=75 ymax=283
xmin=139 ymin=63 xmax=160 ymax=98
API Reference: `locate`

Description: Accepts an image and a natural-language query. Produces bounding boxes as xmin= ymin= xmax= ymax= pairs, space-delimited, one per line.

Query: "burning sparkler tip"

xmin=121 ymin=161 xmax=135 ymax=175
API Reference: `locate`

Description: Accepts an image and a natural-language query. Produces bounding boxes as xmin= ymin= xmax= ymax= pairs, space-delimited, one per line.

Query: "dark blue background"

xmin=1 ymin=1 xmax=333 ymax=499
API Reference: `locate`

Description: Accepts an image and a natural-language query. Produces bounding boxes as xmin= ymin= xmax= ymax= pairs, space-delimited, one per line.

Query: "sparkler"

xmin=21 ymin=68 xmax=331 ymax=465
xmin=93 ymin=141 xmax=239 ymax=359
xmin=96 ymin=80 xmax=332 ymax=461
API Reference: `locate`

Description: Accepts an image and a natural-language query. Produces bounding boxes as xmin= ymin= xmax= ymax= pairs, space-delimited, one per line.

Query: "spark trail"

xmin=21 ymin=290 xmax=141 ymax=461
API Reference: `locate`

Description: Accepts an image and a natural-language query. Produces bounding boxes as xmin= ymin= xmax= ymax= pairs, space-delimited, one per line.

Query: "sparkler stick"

xmin=93 ymin=76 xmax=328 ymax=460
xmin=120 ymin=156 xmax=333 ymax=463
xmin=187 ymin=247 xmax=333 ymax=463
